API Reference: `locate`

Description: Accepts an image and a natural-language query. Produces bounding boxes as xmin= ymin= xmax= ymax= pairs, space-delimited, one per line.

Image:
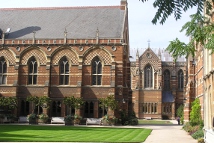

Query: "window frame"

xmin=163 ymin=69 xmax=170 ymax=90
xmin=0 ymin=57 xmax=7 ymax=85
xmin=59 ymin=57 xmax=69 ymax=85
xmin=178 ymin=70 xmax=184 ymax=90
xmin=144 ymin=64 xmax=153 ymax=88
xmin=28 ymin=57 xmax=37 ymax=85
xmin=92 ymin=56 xmax=102 ymax=85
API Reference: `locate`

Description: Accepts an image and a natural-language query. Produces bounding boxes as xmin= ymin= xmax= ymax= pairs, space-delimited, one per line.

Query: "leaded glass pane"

xmin=28 ymin=75 xmax=32 ymax=84
xmin=65 ymin=75 xmax=69 ymax=85
xmin=60 ymin=75 xmax=64 ymax=85
xmin=97 ymin=75 xmax=102 ymax=85
xmin=34 ymin=62 xmax=37 ymax=73
xmin=59 ymin=57 xmax=69 ymax=85
xmin=97 ymin=63 xmax=102 ymax=74
xmin=144 ymin=65 xmax=153 ymax=88
xmin=164 ymin=70 xmax=170 ymax=90
xmin=0 ymin=75 xmax=2 ymax=84
xmin=3 ymin=62 xmax=7 ymax=73
xmin=33 ymin=75 xmax=37 ymax=84
xmin=2 ymin=75 xmax=6 ymax=84
xmin=92 ymin=61 xmax=97 ymax=74
xmin=178 ymin=70 xmax=184 ymax=89
xmin=91 ymin=56 xmax=102 ymax=85
xmin=0 ymin=62 xmax=2 ymax=73
xmin=92 ymin=75 xmax=96 ymax=85
xmin=60 ymin=62 xmax=64 ymax=74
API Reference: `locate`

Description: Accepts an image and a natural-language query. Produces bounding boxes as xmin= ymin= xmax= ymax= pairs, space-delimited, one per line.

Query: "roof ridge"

xmin=0 ymin=5 xmax=121 ymax=10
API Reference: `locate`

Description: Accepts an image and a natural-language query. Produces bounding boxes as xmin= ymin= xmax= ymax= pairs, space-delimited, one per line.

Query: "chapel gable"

xmin=139 ymin=48 xmax=160 ymax=71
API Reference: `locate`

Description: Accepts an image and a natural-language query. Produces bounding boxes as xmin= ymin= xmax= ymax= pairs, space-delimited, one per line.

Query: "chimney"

xmin=120 ymin=0 xmax=127 ymax=10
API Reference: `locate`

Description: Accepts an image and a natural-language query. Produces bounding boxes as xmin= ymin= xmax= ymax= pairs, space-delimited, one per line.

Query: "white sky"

xmin=0 ymin=0 xmax=197 ymax=60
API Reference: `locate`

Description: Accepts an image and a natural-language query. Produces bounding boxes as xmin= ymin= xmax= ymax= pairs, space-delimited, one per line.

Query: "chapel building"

xmin=131 ymin=47 xmax=186 ymax=119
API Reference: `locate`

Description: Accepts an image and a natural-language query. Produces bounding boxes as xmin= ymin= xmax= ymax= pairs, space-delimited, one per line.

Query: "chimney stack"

xmin=120 ymin=0 xmax=127 ymax=10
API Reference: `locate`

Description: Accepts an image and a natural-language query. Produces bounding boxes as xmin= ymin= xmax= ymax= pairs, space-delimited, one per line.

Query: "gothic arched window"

xmin=28 ymin=57 xmax=37 ymax=85
xmin=92 ymin=56 xmax=102 ymax=85
xmin=0 ymin=57 xmax=7 ymax=84
xmin=59 ymin=57 xmax=69 ymax=85
xmin=178 ymin=70 xmax=184 ymax=89
xmin=164 ymin=70 xmax=170 ymax=90
xmin=144 ymin=64 xmax=153 ymax=88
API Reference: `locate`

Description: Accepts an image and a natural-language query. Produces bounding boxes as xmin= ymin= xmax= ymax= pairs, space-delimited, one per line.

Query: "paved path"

xmin=142 ymin=120 xmax=197 ymax=143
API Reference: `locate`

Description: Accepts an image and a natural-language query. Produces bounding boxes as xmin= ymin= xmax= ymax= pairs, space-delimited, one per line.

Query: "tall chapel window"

xmin=59 ymin=57 xmax=69 ymax=85
xmin=28 ymin=57 xmax=37 ymax=85
xmin=144 ymin=64 xmax=153 ymax=88
xmin=92 ymin=56 xmax=102 ymax=85
xmin=178 ymin=70 xmax=184 ymax=89
xmin=0 ymin=57 xmax=7 ymax=84
xmin=164 ymin=70 xmax=170 ymax=90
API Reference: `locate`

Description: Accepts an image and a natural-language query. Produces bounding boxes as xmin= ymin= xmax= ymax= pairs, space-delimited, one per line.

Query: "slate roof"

xmin=130 ymin=48 xmax=186 ymax=62
xmin=0 ymin=6 xmax=125 ymax=39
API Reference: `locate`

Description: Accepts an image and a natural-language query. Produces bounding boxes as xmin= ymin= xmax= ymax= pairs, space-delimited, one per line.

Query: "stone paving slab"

xmin=142 ymin=120 xmax=197 ymax=143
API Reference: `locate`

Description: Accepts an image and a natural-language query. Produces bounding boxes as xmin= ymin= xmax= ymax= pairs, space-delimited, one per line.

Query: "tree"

xmin=140 ymin=0 xmax=213 ymax=24
xmin=99 ymin=97 xmax=108 ymax=116
xmin=99 ymin=95 xmax=118 ymax=116
xmin=166 ymin=12 xmax=214 ymax=60
xmin=0 ymin=96 xmax=17 ymax=110
xmin=63 ymin=96 xmax=84 ymax=115
xmin=26 ymin=95 xmax=51 ymax=114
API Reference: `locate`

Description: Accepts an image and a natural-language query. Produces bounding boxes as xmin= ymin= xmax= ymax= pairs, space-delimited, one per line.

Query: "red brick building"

xmin=131 ymin=47 xmax=186 ymax=119
xmin=0 ymin=0 xmax=131 ymax=118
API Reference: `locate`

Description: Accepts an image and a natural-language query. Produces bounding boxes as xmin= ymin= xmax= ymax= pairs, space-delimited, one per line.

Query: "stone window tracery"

xmin=164 ymin=70 xmax=170 ymax=90
xmin=144 ymin=64 xmax=153 ymax=88
xmin=0 ymin=57 xmax=7 ymax=85
xmin=59 ymin=56 xmax=69 ymax=85
xmin=92 ymin=56 xmax=102 ymax=85
xmin=178 ymin=70 xmax=184 ymax=89
xmin=28 ymin=57 xmax=37 ymax=85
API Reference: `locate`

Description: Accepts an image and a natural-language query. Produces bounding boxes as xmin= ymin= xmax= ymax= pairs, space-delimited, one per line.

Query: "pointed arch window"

xmin=164 ymin=70 xmax=170 ymax=90
xmin=178 ymin=70 xmax=184 ymax=89
xmin=92 ymin=56 xmax=102 ymax=85
xmin=28 ymin=57 xmax=37 ymax=85
xmin=59 ymin=57 xmax=69 ymax=85
xmin=0 ymin=57 xmax=7 ymax=84
xmin=144 ymin=64 xmax=153 ymax=88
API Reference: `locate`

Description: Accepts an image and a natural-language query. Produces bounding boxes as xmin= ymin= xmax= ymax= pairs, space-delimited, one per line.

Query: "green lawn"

xmin=0 ymin=125 xmax=151 ymax=142
xmin=138 ymin=120 xmax=173 ymax=125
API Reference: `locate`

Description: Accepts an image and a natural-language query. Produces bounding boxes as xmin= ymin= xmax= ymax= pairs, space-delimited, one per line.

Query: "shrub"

xmin=27 ymin=113 xmax=38 ymax=121
xmin=102 ymin=115 xmax=118 ymax=125
xmin=190 ymin=98 xmax=202 ymax=126
xmin=119 ymin=110 xmax=129 ymax=125
xmin=64 ymin=115 xmax=74 ymax=122
xmin=74 ymin=114 xmax=82 ymax=120
xmin=183 ymin=122 xmax=192 ymax=132
xmin=130 ymin=118 xmax=138 ymax=125
xmin=197 ymin=138 xmax=205 ymax=143
xmin=38 ymin=113 xmax=49 ymax=123
xmin=191 ymin=129 xmax=204 ymax=139
xmin=119 ymin=110 xmax=138 ymax=125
